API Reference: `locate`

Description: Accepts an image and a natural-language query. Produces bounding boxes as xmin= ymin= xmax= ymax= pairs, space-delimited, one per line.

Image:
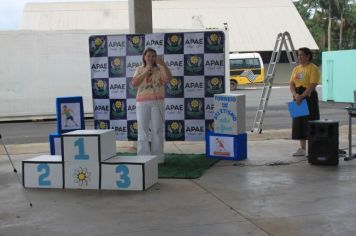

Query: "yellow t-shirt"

xmin=290 ymin=63 xmax=320 ymax=87
xmin=133 ymin=65 xmax=165 ymax=102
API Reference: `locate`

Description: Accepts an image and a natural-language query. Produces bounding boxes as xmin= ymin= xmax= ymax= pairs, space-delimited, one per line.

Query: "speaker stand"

xmin=345 ymin=107 xmax=356 ymax=162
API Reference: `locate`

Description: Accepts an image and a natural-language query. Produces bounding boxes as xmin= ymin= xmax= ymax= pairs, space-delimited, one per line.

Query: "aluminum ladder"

xmin=251 ymin=31 xmax=297 ymax=133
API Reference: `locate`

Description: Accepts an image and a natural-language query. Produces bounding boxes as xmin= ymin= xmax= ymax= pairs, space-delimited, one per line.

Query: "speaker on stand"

xmin=308 ymin=120 xmax=339 ymax=165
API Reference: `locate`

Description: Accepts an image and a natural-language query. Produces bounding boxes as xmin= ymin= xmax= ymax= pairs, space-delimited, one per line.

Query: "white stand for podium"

xmin=22 ymin=129 xmax=158 ymax=191
xmin=62 ymin=130 xmax=116 ymax=189
xmin=101 ymin=155 xmax=158 ymax=191
xmin=22 ymin=155 xmax=63 ymax=188
xmin=61 ymin=129 xmax=116 ymax=162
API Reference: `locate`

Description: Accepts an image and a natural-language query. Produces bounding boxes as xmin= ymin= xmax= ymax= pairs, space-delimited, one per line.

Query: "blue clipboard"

xmin=288 ymin=99 xmax=310 ymax=118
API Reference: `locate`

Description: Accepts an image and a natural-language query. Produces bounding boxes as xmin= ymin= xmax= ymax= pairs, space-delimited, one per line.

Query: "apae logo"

xmin=186 ymin=125 xmax=204 ymax=133
xmin=110 ymin=83 xmax=126 ymax=90
xmin=206 ymin=76 xmax=224 ymax=96
xmin=165 ymin=60 xmax=183 ymax=68
xmin=113 ymin=126 xmax=127 ymax=133
xmin=205 ymin=59 xmax=224 ymax=67
xmin=90 ymin=36 xmax=107 ymax=56
xmin=185 ymin=81 xmax=204 ymax=89
xmin=166 ymin=121 xmax=184 ymax=140
xmin=95 ymin=120 xmax=109 ymax=129
xmin=205 ymin=32 xmax=224 ymax=53
xmin=110 ymin=57 xmax=125 ymax=76
xmin=108 ymin=40 xmax=125 ymax=48
xmin=186 ymin=99 xmax=204 ymax=119
xmin=185 ymin=55 xmax=204 ymax=75
xmin=91 ymin=63 xmax=108 ymax=71
xmin=128 ymin=121 xmax=138 ymax=140
xmin=127 ymin=35 xmax=145 ymax=55
xmin=185 ymin=38 xmax=203 ymax=46
xmin=127 ymin=61 xmax=142 ymax=69
xmin=94 ymin=104 xmax=109 ymax=112
xmin=110 ymin=100 xmax=126 ymax=119
xmin=93 ymin=79 xmax=109 ymax=97
xmin=165 ymin=34 xmax=183 ymax=54
xmin=146 ymin=39 xmax=163 ymax=47
xmin=166 ymin=77 xmax=183 ymax=97
xmin=165 ymin=103 xmax=184 ymax=112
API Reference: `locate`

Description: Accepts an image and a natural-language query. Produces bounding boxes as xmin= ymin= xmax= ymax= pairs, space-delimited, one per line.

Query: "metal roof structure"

xmin=21 ymin=0 xmax=318 ymax=52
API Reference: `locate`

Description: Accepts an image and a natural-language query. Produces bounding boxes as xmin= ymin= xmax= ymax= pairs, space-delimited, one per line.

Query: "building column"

xmin=128 ymin=0 xmax=153 ymax=34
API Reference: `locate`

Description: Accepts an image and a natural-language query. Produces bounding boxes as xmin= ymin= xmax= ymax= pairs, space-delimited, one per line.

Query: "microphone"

xmin=147 ymin=63 xmax=153 ymax=75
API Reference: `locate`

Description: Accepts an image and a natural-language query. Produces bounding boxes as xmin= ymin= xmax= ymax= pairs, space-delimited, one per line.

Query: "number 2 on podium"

xmin=38 ymin=163 xmax=51 ymax=186
xmin=74 ymin=138 xmax=89 ymax=160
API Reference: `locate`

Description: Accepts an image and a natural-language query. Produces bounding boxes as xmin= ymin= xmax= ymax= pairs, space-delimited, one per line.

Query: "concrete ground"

xmin=1 ymin=126 xmax=356 ymax=236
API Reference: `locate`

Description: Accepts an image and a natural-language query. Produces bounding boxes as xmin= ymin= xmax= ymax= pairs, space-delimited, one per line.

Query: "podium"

xmin=22 ymin=130 xmax=158 ymax=191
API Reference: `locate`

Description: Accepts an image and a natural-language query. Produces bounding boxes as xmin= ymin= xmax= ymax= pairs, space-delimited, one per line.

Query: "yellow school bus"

xmin=230 ymin=53 xmax=265 ymax=90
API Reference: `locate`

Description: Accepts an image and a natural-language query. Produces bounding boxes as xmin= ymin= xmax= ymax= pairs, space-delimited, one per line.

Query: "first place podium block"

xmin=22 ymin=155 xmax=63 ymax=189
xmin=61 ymin=129 xmax=116 ymax=163
xmin=61 ymin=129 xmax=116 ymax=189
xmin=101 ymin=155 xmax=158 ymax=191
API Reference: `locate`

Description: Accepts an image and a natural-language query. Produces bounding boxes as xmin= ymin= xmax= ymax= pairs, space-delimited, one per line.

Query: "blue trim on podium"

xmin=206 ymin=131 xmax=247 ymax=161
xmin=49 ymin=132 xmax=61 ymax=155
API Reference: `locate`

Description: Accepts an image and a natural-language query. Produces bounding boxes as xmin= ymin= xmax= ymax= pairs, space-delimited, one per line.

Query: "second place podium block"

xmin=22 ymin=155 xmax=63 ymax=189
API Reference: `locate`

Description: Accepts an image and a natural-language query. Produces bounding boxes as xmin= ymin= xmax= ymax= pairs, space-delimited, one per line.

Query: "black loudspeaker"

xmin=308 ymin=120 xmax=339 ymax=165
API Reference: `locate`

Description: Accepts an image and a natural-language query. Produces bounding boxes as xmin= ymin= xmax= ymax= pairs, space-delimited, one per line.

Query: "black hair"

xmin=142 ymin=47 xmax=157 ymax=67
xmin=298 ymin=47 xmax=313 ymax=61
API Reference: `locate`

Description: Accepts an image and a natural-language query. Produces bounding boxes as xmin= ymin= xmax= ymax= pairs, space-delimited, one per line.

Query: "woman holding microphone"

xmin=132 ymin=48 xmax=172 ymax=163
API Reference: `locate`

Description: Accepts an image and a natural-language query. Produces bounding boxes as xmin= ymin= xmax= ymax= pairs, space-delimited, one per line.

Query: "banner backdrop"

xmin=89 ymin=31 xmax=225 ymax=141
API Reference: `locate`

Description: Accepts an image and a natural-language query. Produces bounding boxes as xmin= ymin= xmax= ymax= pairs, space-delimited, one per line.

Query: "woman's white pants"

xmin=136 ymin=100 xmax=165 ymax=162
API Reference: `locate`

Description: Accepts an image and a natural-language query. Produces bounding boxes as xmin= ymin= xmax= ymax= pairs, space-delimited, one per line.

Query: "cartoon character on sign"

xmin=215 ymin=138 xmax=225 ymax=152
xmin=62 ymin=105 xmax=78 ymax=127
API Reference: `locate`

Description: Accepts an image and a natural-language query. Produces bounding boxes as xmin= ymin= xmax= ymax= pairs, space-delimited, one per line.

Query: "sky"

xmin=0 ymin=0 xmax=119 ymax=29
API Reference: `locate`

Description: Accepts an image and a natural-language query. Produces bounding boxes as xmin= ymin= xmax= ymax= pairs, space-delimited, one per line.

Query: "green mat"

xmin=116 ymin=153 xmax=219 ymax=179
xmin=159 ymin=153 xmax=219 ymax=179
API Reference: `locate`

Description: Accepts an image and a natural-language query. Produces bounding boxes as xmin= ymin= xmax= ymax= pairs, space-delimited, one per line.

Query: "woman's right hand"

xmin=144 ymin=65 xmax=153 ymax=76
xmin=294 ymin=94 xmax=303 ymax=105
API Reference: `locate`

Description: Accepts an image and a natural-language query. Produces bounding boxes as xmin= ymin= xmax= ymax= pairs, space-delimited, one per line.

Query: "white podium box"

xmin=22 ymin=155 xmax=63 ymax=188
xmin=101 ymin=155 xmax=158 ymax=191
xmin=213 ymin=94 xmax=246 ymax=135
xmin=64 ymin=162 xmax=100 ymax=189
xmin=62 ymin=129 xmax=116 ymax=163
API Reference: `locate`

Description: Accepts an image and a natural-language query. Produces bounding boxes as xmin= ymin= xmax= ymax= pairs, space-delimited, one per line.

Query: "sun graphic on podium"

xmin=73 ymin=167 xmax=91 ymax=186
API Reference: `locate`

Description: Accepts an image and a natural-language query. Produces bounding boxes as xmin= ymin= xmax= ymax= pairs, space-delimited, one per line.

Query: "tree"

xmin=294 ymin=0 xmax=356 ymax=51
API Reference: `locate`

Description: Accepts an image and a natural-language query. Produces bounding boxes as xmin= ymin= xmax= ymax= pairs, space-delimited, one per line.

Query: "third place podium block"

xmin=101 ymin=155 xmax=158 ymax=191
xmin=61 ymin=129 xmax=116 ymax=189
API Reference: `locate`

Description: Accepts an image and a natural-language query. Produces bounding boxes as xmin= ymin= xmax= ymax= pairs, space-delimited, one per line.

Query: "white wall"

xmin=0 ymin=30 xmax=124 ymax=121
xmin=0 ymin=30 xmax=293 ymax=121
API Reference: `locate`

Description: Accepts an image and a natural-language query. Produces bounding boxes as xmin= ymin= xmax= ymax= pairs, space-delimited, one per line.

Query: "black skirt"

xmin=292 ymin=87 xmax=320 ymax=140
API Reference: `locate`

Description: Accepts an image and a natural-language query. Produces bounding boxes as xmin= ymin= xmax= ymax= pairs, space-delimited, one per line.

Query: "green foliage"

xmin=294 ymin=0 xmax=356 ymax=56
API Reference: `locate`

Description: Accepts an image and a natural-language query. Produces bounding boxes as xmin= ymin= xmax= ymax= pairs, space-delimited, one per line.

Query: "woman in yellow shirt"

xmin=290 ymin=47 xmax=320 ymax=156
xmin=132 ymin=48 xmax=172 ymax=163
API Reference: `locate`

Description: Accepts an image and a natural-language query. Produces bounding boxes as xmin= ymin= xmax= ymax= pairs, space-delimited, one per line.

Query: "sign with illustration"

xmin=56 ymin=96 xmax=85 ymax=134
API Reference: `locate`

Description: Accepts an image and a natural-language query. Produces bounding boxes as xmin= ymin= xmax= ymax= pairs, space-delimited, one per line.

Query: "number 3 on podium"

xmin=116 ymin=165 xmax=131 ymax=188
